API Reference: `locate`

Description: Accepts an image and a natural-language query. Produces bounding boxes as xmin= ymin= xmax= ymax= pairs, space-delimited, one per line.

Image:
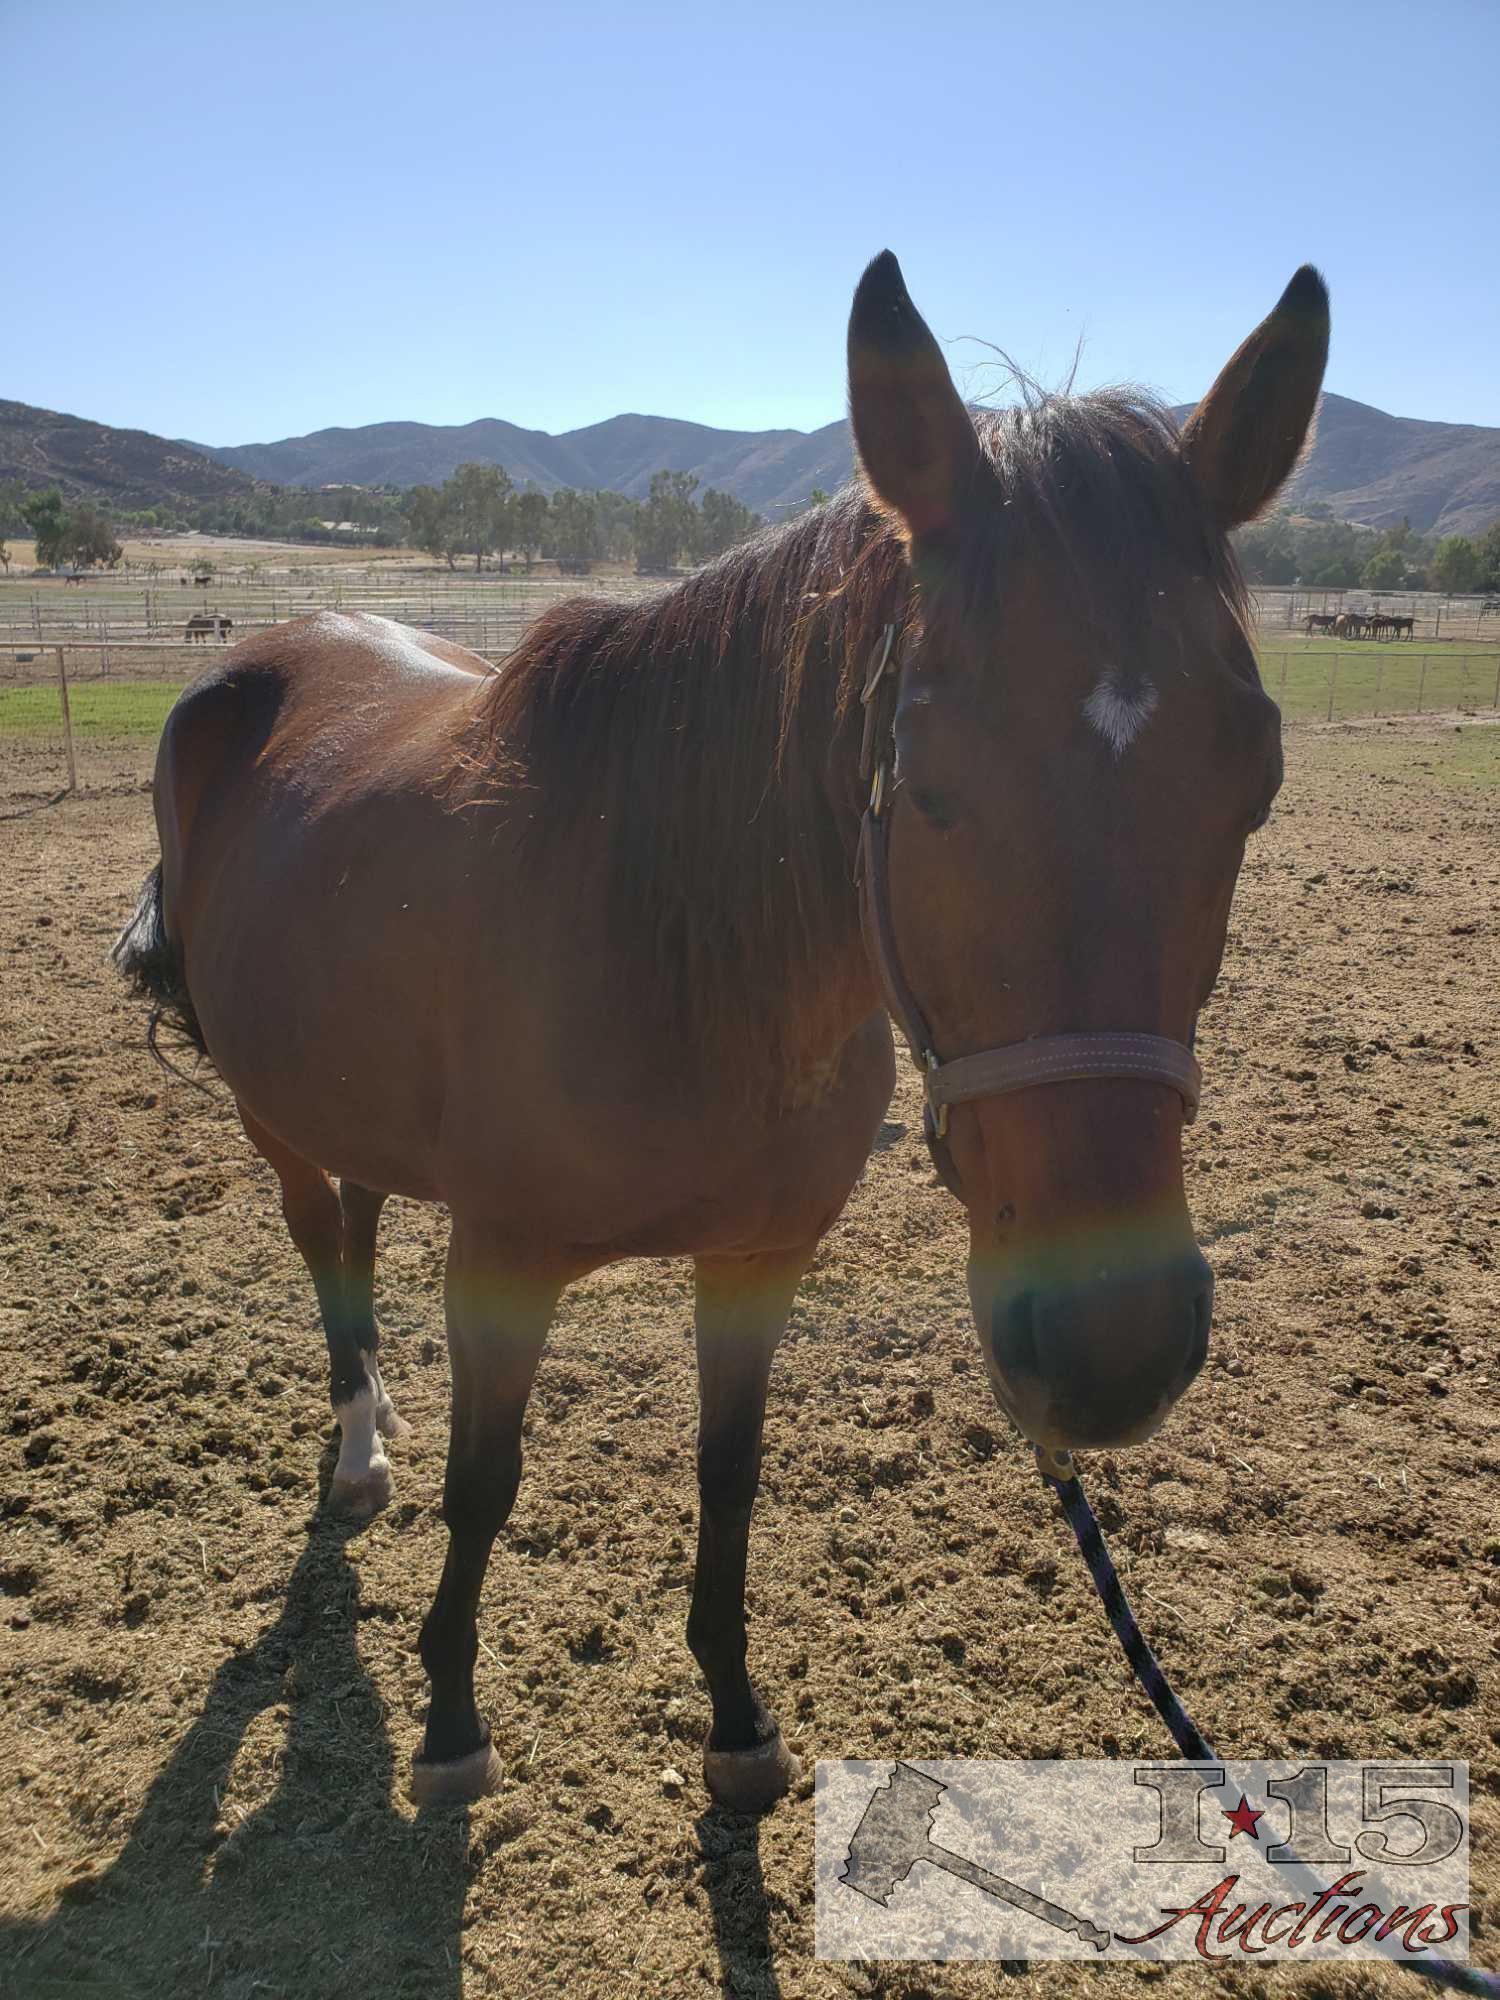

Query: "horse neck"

xmin=624 ymin=501 xmax=906 ymax=1091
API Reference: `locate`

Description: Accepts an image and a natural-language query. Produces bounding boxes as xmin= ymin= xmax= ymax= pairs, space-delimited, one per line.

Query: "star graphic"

xmin=1223 ymin=1795 xmax=1264 ymax=1840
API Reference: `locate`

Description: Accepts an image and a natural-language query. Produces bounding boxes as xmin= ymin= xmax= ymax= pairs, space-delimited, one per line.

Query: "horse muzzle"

xmin=970 ymin=1246 xmax=1213 ymax=1451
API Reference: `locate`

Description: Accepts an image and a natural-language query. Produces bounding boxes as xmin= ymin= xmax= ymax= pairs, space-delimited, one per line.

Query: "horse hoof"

xmin=411 ymin=1742 xmax=503 ymax=1807
xmin=703 ymin=1730 xmax=799 ymax=1813
xmin=329 ymin=1462 xmax=394 ymax=1518
xmin=376 ymin=1405 xmax=412 ymax=1442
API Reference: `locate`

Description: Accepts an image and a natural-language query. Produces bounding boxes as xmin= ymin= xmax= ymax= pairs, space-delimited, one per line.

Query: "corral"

xmin=1 ymin=598 xmax=1496 ymax=1994
xmin=3 ymin=554 xmax=1499 ymax=799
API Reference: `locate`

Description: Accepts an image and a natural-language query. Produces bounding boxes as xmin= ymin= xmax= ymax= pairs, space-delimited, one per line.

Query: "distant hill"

xmin=1285 ymin=392 xmax=1500 ymax=538
xmin=194 ymin=411 xmax=855 ymax=519
xmin=1171 ymin=392 xmax=1499 ymax=539
xmin=0 ymin=399 xmax=260 ymax=512
xmin=202 ymin=391 xmax=1500 ymax=536
xmin=5 ymin=386 xmax=1498 ymax=539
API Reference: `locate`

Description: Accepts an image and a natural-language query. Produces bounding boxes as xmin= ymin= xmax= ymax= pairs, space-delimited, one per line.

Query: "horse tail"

xmin=111 ymin=861 xmax=209 ymax=1064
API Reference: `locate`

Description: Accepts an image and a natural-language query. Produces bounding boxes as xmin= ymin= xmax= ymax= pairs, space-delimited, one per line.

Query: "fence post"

xmin=1374 ymin=652 xmax=1385 ymax=718
xmin=1326 ymin=653 xmax=1338 ymax=721
xmin=1279 ymin=654 xmax=1289 ymax=705
xmin=1417 ymin=656 xmax=1428 ymax=713
xmin=54 ymin=647 xmax=77 ymax=793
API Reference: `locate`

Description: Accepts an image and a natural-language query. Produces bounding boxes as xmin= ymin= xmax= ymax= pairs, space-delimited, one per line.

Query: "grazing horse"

xmin=113 ymin=254 xmax=1328 ymax=1810
xmin=1303 ymin=612 xmax=1337 ymax=635
xmin=1334 ymin=611 xmax=1364 ymax=639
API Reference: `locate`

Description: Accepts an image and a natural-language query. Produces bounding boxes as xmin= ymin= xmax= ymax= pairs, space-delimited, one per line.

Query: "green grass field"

xmin=1257 ymin=641 xmax=1500 ymax=721
xmin=0 ymin=680 xmax=183 ymax=737
xmin=1 ymin=646 xmax=1497 ymax=742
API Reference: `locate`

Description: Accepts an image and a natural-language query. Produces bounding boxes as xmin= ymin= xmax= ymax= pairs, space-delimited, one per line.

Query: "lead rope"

xmin=1035 ymin=1448 xmax=1497 ymax=1995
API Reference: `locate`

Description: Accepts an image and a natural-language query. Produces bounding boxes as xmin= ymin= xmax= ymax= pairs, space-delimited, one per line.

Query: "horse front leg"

xmin=688 ymin=1246 xmax=814 ymax=1813
xmin=413 ymin=1225 xmax=562 ymax=1805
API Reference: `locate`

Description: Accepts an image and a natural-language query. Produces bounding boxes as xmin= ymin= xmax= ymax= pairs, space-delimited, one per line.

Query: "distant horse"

xmin=115 ymin=255 xmax=1328 ymax=1810
xmin=185 ymin=614 xmax=232 ymax=642
xmin=1303 ymin=612 xmax=1337 ymax=635
xmin=1392 ymin=614 xmax=1415 ymax=639
xmin=1334 ymin=611 xmax=1365 ymax=639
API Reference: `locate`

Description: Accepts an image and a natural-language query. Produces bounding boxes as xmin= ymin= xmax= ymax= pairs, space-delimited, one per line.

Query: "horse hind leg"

xmin=237 ymin=1105 xmax=393 ymax=1518
xmin=339 ymin=1180 xmax=408 ymax=1440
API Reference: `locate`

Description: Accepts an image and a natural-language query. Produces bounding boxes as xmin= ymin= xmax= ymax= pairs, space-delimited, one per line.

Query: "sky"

xmin=7 ymin=0 xmax=1499 ymax=446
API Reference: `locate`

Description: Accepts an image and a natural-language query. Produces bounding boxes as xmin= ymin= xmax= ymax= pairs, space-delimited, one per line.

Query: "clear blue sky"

xmin=9 ymin=0 xmax=1498 ymax=445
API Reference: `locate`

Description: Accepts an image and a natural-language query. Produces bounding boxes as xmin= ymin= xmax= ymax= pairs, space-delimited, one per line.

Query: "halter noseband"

xmin=853 ymin=625 xmax=1202 ymax=1186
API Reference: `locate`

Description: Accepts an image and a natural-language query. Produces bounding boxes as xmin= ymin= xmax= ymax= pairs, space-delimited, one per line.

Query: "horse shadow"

xmin=2 ymin=1513 xmax=471 ymax=2000
xmin=695 ymin=1806 xmax=784 ymax=1999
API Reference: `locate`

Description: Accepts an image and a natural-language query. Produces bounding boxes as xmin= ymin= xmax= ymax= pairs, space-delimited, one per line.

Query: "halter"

xmin=853 ymin=624 xmax=1202 ymax=1187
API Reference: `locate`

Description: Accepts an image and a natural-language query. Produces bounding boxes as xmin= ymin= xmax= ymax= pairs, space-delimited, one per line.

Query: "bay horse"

xmin=113 ymin=253 xmax=1328 ymax=1811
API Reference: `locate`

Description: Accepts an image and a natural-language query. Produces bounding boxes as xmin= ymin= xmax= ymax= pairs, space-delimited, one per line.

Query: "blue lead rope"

xmin=1039 ymin=1457 xmax=1498 ymax=1997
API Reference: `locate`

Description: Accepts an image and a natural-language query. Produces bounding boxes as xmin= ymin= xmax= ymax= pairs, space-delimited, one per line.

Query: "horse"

xmin=112 ymin=253 xmax=1328 ymax=1812
xmin=185 ymin=613 xmax=232 ymax=643
xmin=1303 ymin=612 xmax=1337 ymax=635
xmin=1334 ymin=611 xmax=1364 ymax=639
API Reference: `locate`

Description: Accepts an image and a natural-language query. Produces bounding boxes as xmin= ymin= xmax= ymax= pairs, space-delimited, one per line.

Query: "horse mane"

xmin=462 ymin=389 xmax=1248 ymax=1103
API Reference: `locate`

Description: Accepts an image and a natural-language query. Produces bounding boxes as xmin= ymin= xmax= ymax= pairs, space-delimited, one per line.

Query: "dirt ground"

xmin=1 ymin=717 xmax=1497 ymax=2000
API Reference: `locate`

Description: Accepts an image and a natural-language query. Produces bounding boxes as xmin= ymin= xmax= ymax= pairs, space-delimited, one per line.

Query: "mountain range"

xmin=5 ymin=390 xmax=1499 ymax=539
xmin=0 ymin=398 xmax=260 ymax=513
xmin=186 ymin=393 xmax=1500 ymax=537
xmin=184 ymin=412 xmax=855 ymax=521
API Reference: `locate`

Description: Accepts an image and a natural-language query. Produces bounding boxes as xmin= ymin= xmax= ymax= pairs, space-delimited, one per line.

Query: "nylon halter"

xmin=852 ymin=624 xmax=1202 ymax=1186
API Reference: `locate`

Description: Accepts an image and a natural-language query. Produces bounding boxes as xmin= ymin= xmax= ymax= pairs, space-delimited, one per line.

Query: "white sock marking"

xmin=332 ymin=1381 xmax=388 ymax=1488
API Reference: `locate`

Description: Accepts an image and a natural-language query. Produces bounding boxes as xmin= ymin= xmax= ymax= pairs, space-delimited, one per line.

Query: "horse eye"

xmin=908 ymin=785 xmax=961 ymax=831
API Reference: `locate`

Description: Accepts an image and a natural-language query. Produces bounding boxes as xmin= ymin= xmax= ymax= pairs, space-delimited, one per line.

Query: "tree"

xmin=1233 ymin=512 xmax=1297 ymax=584
xmin=1361 ymin=547 xmax=1405 ymax=589
xmin=22 ymin=489 xmax=69 ymax=568
xmin=408 ymin=484 xmax=460 ymax=569
xmin=511 ymin=489 xmax=549 ymax=570
xmin=1474 ymin=518 xmax=1500 ymax=594
xmin=594 ymin=490 xmax=640 ymax=564
xmin=544 ymin=488 xmax=603 ymax=573
xmin=66 ymin=503 xmax=122 ymax=569
xmin=698 ymin=487 xmax=761 ymax=558
xmin=637 ymin=470 xmax=699 ymax=573
xmin=446 ymin=461 xmax=512 ymax=572
xmin=1432 ymin=535 xmax=1479 ymax=594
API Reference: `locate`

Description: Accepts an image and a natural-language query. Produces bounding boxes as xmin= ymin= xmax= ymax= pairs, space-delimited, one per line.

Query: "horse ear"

xmin=1180 ymin=265 xmax=1330 ymax=530
xmin=848 ymin=251 xmax=985 ymax=540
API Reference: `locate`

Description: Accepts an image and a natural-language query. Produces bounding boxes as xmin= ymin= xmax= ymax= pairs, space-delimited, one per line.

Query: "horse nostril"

xmin=992 ymin=1290 xmax=1040 ymax=1379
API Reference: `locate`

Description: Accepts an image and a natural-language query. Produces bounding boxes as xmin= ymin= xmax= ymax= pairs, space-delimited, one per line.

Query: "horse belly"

xmin=184 ymin=827 xmax=457 ymax=1198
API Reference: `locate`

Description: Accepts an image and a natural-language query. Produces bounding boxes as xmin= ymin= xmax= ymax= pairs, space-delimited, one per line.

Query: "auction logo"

xmin=814 ymin=1760 xmax=1470 ymax=1964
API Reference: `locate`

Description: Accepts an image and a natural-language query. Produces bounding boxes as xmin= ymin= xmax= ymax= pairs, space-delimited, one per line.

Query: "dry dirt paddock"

xmin=1 ymin=717 xmax=1497 ymax=2000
